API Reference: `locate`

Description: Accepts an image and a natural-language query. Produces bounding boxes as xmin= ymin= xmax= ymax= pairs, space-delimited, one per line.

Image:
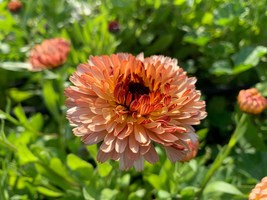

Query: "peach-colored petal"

xmin=65 ymin=53 xmax=206 ymax=171
xmin=143 ymin=145 xmax=159 ymax=163
xmin=81 ymin=131 xmax=106 ymax=145
xmin=249 ymin=176 xmax=267 ymax=200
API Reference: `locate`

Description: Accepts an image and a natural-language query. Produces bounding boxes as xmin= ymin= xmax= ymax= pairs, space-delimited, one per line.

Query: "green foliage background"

xmin=1 ymin=0 xmax=267 ymax=199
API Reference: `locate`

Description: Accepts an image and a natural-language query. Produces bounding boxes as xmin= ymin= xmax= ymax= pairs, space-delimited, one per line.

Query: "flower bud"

xmin=237 ymin=88 xmax=267 ymax=114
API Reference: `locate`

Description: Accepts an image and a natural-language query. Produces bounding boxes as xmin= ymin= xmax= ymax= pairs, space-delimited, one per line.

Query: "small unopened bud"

xmin=108 ymin=21 xmax=120 ymax=33
xmin=249 ymin=176 xmax=267 ymax=200
xmin=237 ymin=88 xmax=267 ymax=114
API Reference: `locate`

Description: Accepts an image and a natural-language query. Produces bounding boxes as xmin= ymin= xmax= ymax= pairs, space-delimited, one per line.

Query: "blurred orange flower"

xmin=29 ymin=38 xmax=70 ymax=71
xmin=249 ymin=177 xmax=267 ymax=200
xmin=8 ymin=0 xmax=22 ymax=12
xmin=237 ymin=88 xmax=267 ymax=114
xmin=65 ymin=53 xmax=206 ymax=170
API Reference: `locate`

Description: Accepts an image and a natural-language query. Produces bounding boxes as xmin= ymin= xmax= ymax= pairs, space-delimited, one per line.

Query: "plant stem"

xmin=196 ymin=113 xmax=248 ymax=199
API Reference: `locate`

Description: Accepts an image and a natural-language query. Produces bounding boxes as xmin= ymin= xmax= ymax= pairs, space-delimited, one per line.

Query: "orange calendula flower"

xmin=8 ymin=0 xmax=22 ymax=12
xmin=29 ymin=38 xmax=70 ymax=71
xmin=249 ymin=177 xmax=267 ymax=200
xmin=65 ymin=53 xmax=207 ymax=170
xmin=237 ymin=88 xmax=267 ymax=114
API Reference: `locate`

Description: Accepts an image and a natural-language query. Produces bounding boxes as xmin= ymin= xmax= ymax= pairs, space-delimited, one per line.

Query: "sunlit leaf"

xmin=100 ymin=188 xmax=119 ymax=200
xmin=232 ymin=46 xmax=267 ymax=74
xmin=17 ymin=144 xmax=38 ymax=165
xmin=97 ymin=162 xmax=112 ymax=177
xmin=0 ymin=62 xmax=31 ymax=71
xmin=204 ymin=181 xmax=243 ymax=195
xmin=36 ymin=186 xmax=63 ymax=197
xmin=67 ymin=154 xmax=94 ymax=180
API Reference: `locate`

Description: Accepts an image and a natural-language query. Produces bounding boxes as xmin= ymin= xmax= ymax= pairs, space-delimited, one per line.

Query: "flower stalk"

xmin=197 ymin=113 xmax=249 ymax=199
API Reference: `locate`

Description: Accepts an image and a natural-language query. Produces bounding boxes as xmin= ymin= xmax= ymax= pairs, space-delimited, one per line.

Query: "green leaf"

xmin=100 ymin=188 xmax=119 ymax=200
xmin=86 ymin=144 xmax=98 ymax=160
xmin=117 ymin=174 xmax=130 ymax=188
xmin=35 ymin=162 xmax=77 ymax=191
xmin=17 ymin=144 xmax=38 ymax=165
xmin=97 ymin=162 xmax=112 ymax=177
xmin=197 ymin=128 xmax=209 ymax=141
xmin=13 ymin=105 xmax=28 ymax=124
xmin=0 ymin=62 xmax=31 ymax=71
xmin=146 ymin=34 xmax=173 ymax=54
xmin=67 ymin=154 xmax=94 ymax=180
xmin=29 ymin=113 xmax=43 ymax=131
xmin=42 ymin=80 xmax=60 ymax=122
xmin=145 ymin=174 xmax=162 ymax=190
xmin=209 ymin=60 xmax=232 ymax=76
xmin=82 ymin=187 xmax=96 ymax=200
xmin=183 ymin=27 xmax=211 ymax=47
xmin=9 ymin=88 xmax=35 ymax=103
xmin=36 ymin=186 xmax=63 ymax=197
xmin=128 ymin=189 xmax=146 ymax=200
xmin=180 ymin=187 xmax=199 ymax=199
xmin=204 ymin=181 xmax=243 ymax=195
xmin=232 ymin=46 xmax=267 ymax=74
xmin=50 ymin=157 xmax=70 ymax=179
xmin=157 ymin=190 xmax=171 ymax=200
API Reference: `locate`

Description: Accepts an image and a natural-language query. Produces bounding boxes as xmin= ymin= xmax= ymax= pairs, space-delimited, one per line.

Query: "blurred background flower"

xmin=108 ymin=20 xmax=120 ymax=33
xmin=28 ymin=38 xmax=70 ymax=71
xmin=7 ymin=0 xmax=22 ymax=13
xmin=65 ymin=53 xmax=206 ymax=170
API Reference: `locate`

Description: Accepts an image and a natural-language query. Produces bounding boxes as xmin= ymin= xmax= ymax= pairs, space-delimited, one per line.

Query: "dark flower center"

xmin=128 ymin=82 xmax=149 ymax=96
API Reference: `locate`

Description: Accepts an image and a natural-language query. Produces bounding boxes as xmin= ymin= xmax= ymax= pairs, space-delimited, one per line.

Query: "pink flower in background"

xmin=249 ymin=176 xmax=267 ymax=200
xmin=29 ymin=38 xmax=70 ymax=71
xmin=65 ymin=53 xmax=206 ymax=170
xmin=237 ymin=88 xmax=267 ymax=114
xmin=8 ymin=0 xmax=22 ymax=12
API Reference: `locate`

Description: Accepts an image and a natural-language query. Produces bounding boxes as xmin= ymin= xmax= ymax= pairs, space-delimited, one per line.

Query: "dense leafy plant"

xmin=1 ymin=0 xmax=267 ymax=199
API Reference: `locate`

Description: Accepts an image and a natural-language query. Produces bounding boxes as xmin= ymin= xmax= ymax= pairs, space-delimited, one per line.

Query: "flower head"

xmin=29 ymin=38 xmax=70 ymax=71
xmin=249 ymin=176 xmax=267 ymax=200
xmin=65 ymin=53 xmax=206 ymax=170
xmin=237 ymin=88 xmax=267 ymax=114
xmin=8 ymin=0 xmax=22 ymax=12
